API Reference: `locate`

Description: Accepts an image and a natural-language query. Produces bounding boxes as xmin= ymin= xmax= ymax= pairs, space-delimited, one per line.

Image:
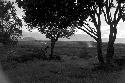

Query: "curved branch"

xmin=114 ymin=3 xmax=120 ymax=21
xmin=90 ymin=14 xmax=98 ymax=28
xmin=83 ymin=22 xmax=97 ymax=36
xmin=77 ymin=26 xmax=98 ymax=41
xmin=102 ymin=8 xmax=110 ymax=24
xmin=116 ymin=3 xmax=122 ymax=23
xmin=105 ymin=0 xmax=112 ymax=23
xmin=93 ymin=5 xmax=99 ymax=17
xmin=116 ymin=14 xmax=122 ymax=23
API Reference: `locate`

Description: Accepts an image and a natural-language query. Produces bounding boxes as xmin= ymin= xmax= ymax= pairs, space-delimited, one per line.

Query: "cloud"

xmin=101 ymin=25 xmax=110 ymax=38
xmin=117 ymin=22 xmax=125 ymax=38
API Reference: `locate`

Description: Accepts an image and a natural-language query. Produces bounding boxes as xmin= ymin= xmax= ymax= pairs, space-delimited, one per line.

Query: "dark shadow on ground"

xmin=91 ymin=56 xmax=125 ymax=73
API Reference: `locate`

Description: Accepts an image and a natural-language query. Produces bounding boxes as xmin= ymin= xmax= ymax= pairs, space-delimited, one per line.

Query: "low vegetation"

xmin=0 ymin=41 xmax=125 ymax=83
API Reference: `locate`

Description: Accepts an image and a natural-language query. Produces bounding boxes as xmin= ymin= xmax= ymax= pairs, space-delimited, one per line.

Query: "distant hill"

xmin=59 ymin=34 xmax=95 ymax=41
xmin=19 ymin=37 xmax=36 ymax=41
xmin=102 ymin=38 xmax=125 ymax=44
xmin=23 ymin=37 xmax=36 ymax=41
xmin=22 ymin=31 xmax=49 ymax=40
xmin=22 ymin=31 xmax=125 ymax=43
xmin=22 ymin=30 xmax=94 ymax=41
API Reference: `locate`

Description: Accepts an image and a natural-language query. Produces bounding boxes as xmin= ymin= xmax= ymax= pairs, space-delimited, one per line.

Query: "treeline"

xmin=0 ymin=1 xmax=22 ymax=45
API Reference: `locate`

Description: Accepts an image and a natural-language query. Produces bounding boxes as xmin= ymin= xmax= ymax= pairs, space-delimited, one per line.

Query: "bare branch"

xmin=93 ymin=5 xmax=99 ymax=17
xmin=116 ymin=3 xmax=122 ymax=23
xmin=77 ymin=25 xmax=97 ymax=41
xmin=83 ymin=22 xmax=97 ymax=36
xmin=105 ymin=0 xmax=112 ymax=23
xmin=90 ymin=14 xmax=98 ymax=28
xmin=116 ymin=13 xmax=122 ymax=23
xmin=102 ymin=8 xmax=110 ymax=24
xmin=114 ymin=4 xmax=119 ymax=21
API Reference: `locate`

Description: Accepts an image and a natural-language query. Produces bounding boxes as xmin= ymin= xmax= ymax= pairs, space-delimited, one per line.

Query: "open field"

xmin=0 ymin=41 xmax=125 ymax=83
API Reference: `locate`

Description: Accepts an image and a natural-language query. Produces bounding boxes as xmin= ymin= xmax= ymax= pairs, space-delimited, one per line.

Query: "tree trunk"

xmin=50 ymin=39 xmax=56 ymax=58
xmin=106 ymin=25 xmax=117 ymax=64
xmin=106 ymin=41 xmax=114 ymax=64
xmin=97 ymin=38 xmax=105 ymax=64
xmin=95 ymin=4 xmax=105 ymax=65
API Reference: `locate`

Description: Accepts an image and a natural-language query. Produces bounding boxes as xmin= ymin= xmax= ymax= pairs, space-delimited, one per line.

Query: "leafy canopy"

xmin=16 ymin=0 xmax=95 ymax=40
xmin=0 ymin=1 xmax=22 ymax=45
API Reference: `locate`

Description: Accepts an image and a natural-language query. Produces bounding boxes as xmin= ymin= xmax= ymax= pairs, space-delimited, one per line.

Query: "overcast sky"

xmin=6 ymin=0 xmax=125 ymax=40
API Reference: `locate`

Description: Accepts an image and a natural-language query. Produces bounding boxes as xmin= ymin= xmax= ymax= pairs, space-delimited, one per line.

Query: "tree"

xmin=16 ymin=0 xmax=77 ymax=58
xmin=102 ymin=0 xmax=125 ymax=63
xmin=16 ymin=0 xmax=106 ymax=63
xmin=38 ymin=23 xmax=75 ymax=58
xmin=0 ymin=1 xmax=22 ymax=46
xmin=73 ymin=0 xmax=105 ymax=64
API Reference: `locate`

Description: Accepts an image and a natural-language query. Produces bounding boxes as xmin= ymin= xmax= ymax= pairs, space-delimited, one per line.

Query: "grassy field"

xmin=0 ymin=41 xmax=125 ymax=83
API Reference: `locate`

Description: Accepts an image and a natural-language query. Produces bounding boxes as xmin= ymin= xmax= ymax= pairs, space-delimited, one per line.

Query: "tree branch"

xmin=83 ymin=22 xmax=97 ymax=36
xmin=93 ymin=5 xmax=99 ymax=17
xmin=105 ymin=0 xmax=112 ymax=23
xmin=90 ymin=14 xmax=98 ymax=28
xmin=102 ymin=8 xmax=110 ymax=24
xmin=77 ymin=26 xmax=97 ymax=41
xmin=114 ymin=4 xmax=119 ymax=21
xmin=116 ymin=14 xmax=122 ymax=23
xmin=116 ymin=3 xmax=122 ymax=23
xmin=76 ymin=21 xmax=97 ymax=36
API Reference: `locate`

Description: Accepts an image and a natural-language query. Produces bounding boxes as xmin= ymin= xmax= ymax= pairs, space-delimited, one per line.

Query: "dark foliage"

xmin=16 ymin=0 xmax=78 ymax=39
xmin=16 ymin=1 xmax=103 ymax=51
xmin=0 ymin=1 xmax=22 ymax=45
xmin=16 ymin=0 xmax=83 ymax=57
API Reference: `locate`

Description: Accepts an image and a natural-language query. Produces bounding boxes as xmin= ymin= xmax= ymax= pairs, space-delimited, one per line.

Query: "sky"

xmin=5 ymin=0 xmax=125 ymax=41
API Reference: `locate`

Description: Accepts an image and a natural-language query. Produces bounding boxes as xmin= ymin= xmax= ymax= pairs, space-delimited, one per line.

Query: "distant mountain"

xmin=102 ymin=38 xmax=125 ymax=43
xmin=22 ymin=31 xmax=125 ymax=43
xmin=60 ymin=34 xmax=125 ymax=43
xmin=115 ymin=38 xmax=125 ymax=43
xmin=59 ymin=34 xmax=95 ymax=41
xmin=22 ymin=31 xmax=49 ymax=40
xmin=22 ymin=31 xmax=94 ymax=41
xmin=23 ymin=37 xmax=36 ymax=41
xmin=19 ymin=37 xmax=36 ymax=41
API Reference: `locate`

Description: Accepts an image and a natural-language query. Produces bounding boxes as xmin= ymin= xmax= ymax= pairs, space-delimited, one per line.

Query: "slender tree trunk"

xmin=97 ymin=39 xmax=105 ymax=64
xmin=96 ymin=5 xmax=105 ymax=65
xmin=50 ymin=39 xmax=56 ymax=58
xmin=106 ymin=25 xmax=117 ymax=64
xmin=96 ymin=27 xmax=105 ymax=64
xmin=106 ymin=41 xmax=114 ymax=64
